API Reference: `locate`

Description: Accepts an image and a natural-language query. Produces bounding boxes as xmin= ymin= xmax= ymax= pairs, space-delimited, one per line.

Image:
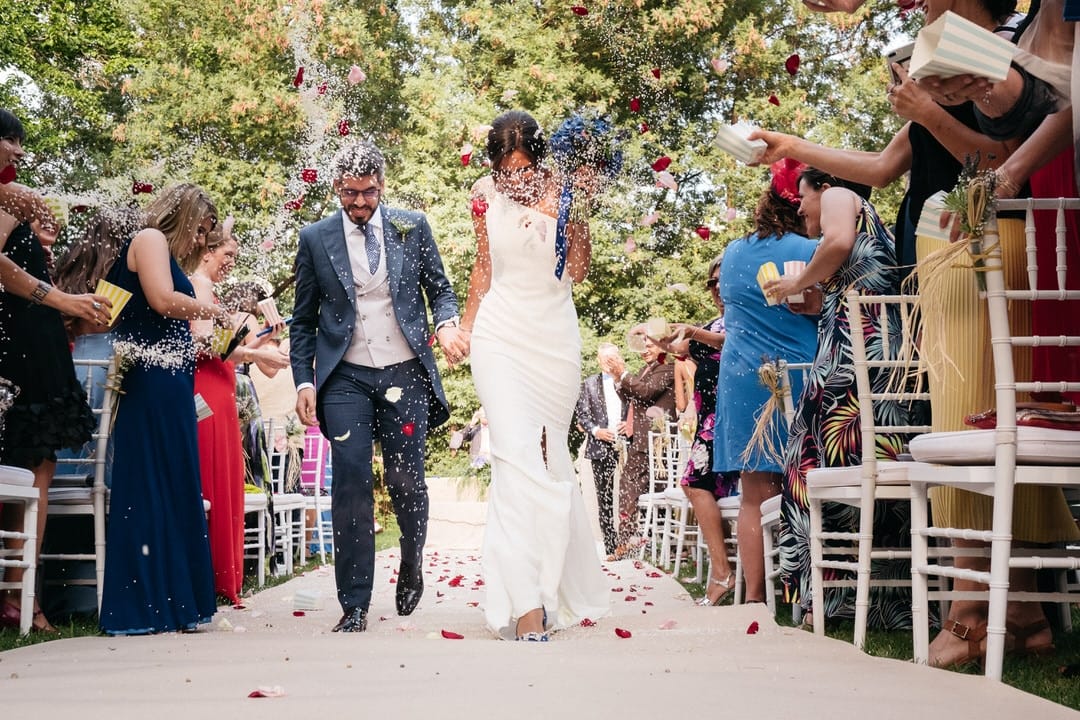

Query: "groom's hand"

xmin=437 ymin=325 xmax=469 ymax=367
xmin=296 ymin=387 xmax=318 ymax=427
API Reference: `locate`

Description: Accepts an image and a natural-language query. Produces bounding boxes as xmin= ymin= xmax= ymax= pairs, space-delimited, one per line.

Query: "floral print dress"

xmin=680 ymin=317 xmax=738 ymax=499
xmin=779 ymin=199 xmax=925 ymax=628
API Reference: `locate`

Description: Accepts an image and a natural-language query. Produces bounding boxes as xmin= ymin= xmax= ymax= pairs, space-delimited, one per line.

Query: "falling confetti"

xmin=747 ymin=621 xmax=760 ymax=635
xmin=711 ymin=58 xmax=729 ymax=75
xmin=650 ymin=156 xmax=672 ymax=172
xmin=385 ymin=387 xmax=403 ymax=402
xmin=695 ymin=226 xmax=710 ymax=240
xmin=301 ymin=168 xmax=318 ymax=183
xmin=440 ymin=629 xmax=464 ymax=639
xmin=785 ymin=53 xmax=801 ymax=76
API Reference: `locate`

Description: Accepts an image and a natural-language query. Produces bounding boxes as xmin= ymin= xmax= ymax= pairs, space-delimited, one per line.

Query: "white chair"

xmin=300 ymin=428 xmax=333 ymax=565
xmin=41 ymin=357 xmax=116 ymax=612
xmin=0 ymin=465 xmax=40 ymax=635
xmin=637 ymin=421 xmax=680 ymax=564
xmin=242 ymin=492 xmax=268 ymax=587
xmin=908 ymin=200 xmax=1080 ymax=681
xmin=806 ymin=292 xmax=931 ymax=649
xmin=264 ymin=419 xmax=305 ymax=576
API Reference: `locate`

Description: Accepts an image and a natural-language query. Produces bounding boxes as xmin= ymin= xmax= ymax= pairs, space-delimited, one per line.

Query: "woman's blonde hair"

xmin=142 ymin=184 xmax=218 ymax=273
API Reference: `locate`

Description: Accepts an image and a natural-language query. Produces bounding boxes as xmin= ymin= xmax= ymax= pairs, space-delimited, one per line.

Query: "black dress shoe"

xmin=396 ymin=562 xmax=424 ymax=616
xmin=332 ymin=607 xmax=368 ymax=633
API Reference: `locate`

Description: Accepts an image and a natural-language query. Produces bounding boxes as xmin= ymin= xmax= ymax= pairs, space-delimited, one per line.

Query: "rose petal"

xmin=695 ymin=226 xmax=711 ymax=240
xmin=441 ymin=629 xmax=464 ymax=639
xmin=624 ymin=595 xmax=636 ymax=601
xmin=623 ymin=236 xmax=636 ymax=254
xmin=317 ymin=82 xmax=328 ymax=95
xmin=747 ymin=621 xmax=760 ymax=635
xmin=248 ymin=686 xmax=286 ymax=698
xmin=427 ymin=334 xmax=436 ymax=347
xmin=768 ymin=94 xmax=780 ymax=106
xmin=785 ymin=53 xmax=800 ymax=76
xmin=644 ymin=601 xmax=654 ymax=606
xmin=501 ymin=89 xmax=518 ymax=102
xmin=726 ymin=206 xmax=738 ymax=222
xmin=292 ymin=610 xmax=305 ymax=617
xmin=338 ymin=119 xmax=350 ymax=136
xmin=611 ymin=587 xmax=624 ymax=592
xmin=402 ymin=422 xmax=415 ymax=437
xmin=466 ymin=601 xmax=478 ymax=607
xmin=284 ymin=196 xmax=304 ymax=211
xmin=710 ymin=58 xmax=729 ymax=75
xmin=132 ymin=181 xmax=154 ymax=195
xmin=629 ymin=97 xmax=641 ymax=113
xmin=645 ymin=571 xmax=662 ymax=578
xmin=658 ymin=619 xmax=677 ymax=630
xmin=571 ymin=5 xmax=589 ymax=15
xmin=639 ymin=212 xmax=659 ymax=226
xmin=580 ymin=618 xmax=596 ymax=627
xmin=651 ymin=156 xmax=672 ymax=172
xmin=347 ymin=65 xmax=366 ymax=85
xmin=448 ymin=575 xmax=464 ymax=587
xmin=651 ymin=67 xmax=661 ymax=79
xmin=471 ymin=196 xmax=488 ymax=217
xmin=638 ymin=122 xmax=649 ymax=134
xmin=655 ymin=171 xmax=678 ymax=190
xmin=0 ymin=165 xmax=16 ymax=184
xmin=614 ymin=628 xmax=632 ymax=639
xmin=460 ymin=142 xmax=473 ymax=167
xmin=292 ymin=67 xmax=304 ymax=88
xmin=301 ymin=168 xmax=318 ymax=183
xmin=232 ymin=603 xmax=246 ymax=610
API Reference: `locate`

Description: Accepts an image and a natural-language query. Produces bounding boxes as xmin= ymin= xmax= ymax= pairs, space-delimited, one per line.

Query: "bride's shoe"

xmin=695 ymin=572 xmax=735 ymax=607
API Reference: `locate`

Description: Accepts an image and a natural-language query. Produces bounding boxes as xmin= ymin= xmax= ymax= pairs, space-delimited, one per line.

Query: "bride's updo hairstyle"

xmin=487 ymin=110 xmax=547 ymax=171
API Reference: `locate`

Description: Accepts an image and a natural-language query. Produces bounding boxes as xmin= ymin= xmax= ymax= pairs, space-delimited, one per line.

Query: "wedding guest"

xmin=711 ymin=168 xmax=818 ymax=605
xmin=606 ymin=334 xmax=676 ymax=561
xmin=461 ymin=110 xmax=611 ymax=640
xmin=0 ymin=110 xmax=106 ymax=633
xmin=575 ymin=343 xmax=628 ymax=557
xmin=763 ymin=167 xmax=922 ymax=628
xmin=99 ymin=183 xmax=224 ymax=635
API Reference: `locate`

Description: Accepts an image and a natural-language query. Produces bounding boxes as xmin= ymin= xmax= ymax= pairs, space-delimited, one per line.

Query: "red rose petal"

xmin=284 ymin=196 xmax=304 ymax=211
xmin=785 ymin=53 xmax=800 ymax=76
xmin=338 ymin=119 xmax=350 ymax=136
xmin=292 ymin=610 xmax=305 ymax=617
xmin=389 ymin=577 xmax=397 ymax=584
xmin=232 ymin=603 xmax=246 ymax=610
xmin=293 ymin=66 xmax=304 ymax=88
xmin=448 ymin=575 xmax=464 ymax=587
xmin=471 ymin=196 xmax=488 ymax=217
xmin=441 ymin=629 xmax=464 ymax=639
xmin=651 ymin=67 xmax=661 ymax=79
xmin=131 ymin=181 xmax=154 ymax=195
xmin=644 ymin=601 xmax=654 ymax=606
xmin=301 ymin=168 xmax=318 ymax=183
xmin=638 ymin=122 xmax=649 ymax=134
xmin=0 ymin=165 xmax=16 ymax=184
xmin=466 ymin=601 xmax=479 ymax=607
xmin=651 ymin=156 xmax=672 ymax=172
xmin=768 ymin=94 xmax=780 ymax=106
xmin=614 ymin=628 xmax=632 ymax=639
xmin=645 ymin=571 xmax=662 ymax=578
xmin=580 ymin=618 xmax=596 ymax=627
xmin=695 ymin=226 xmax=711 ymax=240
xmin=747 ymin=621 xmax=760 ymax=635
xmin=571 ymin=5 xmax=589 ymax=15
xmin=402 ymin=422 xmax=415 ymax=436
xmin=624 ymin=595 xmax=636 ymax=601
xmin=629 ymin=97 xmax=641 ymax=113
xmin=317 ymin=82 xmax=328 ymax=95
xmin=611 ymin=587 xmax=624 ymax=592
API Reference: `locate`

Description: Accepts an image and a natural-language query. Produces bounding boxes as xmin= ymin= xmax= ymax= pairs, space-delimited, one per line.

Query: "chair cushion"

xmin=0 ymin=465 xmax=34 ymax=486
xmin=910 ymin=427 xmax=1080 ymax=465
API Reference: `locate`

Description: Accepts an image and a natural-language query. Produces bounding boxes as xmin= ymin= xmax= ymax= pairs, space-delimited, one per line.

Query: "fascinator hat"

xmin=769 ymin=158 xmax=806 ymax=206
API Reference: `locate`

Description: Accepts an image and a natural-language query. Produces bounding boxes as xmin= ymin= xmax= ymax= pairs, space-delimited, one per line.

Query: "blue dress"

xmin=99 ymin=240 xmax=216 ymax=635
xmin=712 ymin=231 xmax=818 ymax=474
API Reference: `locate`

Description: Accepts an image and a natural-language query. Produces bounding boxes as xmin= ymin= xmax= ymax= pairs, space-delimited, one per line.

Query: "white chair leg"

xmin=910 ymin=482 xmax=931 ymax=665
xmin=809 ymin=495 xmax=826 ymax=637
xmin=852 ymin=495 xmax=875 ymax=651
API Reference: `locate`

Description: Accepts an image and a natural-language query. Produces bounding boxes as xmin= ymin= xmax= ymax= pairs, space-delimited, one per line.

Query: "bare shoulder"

xmin=471 ymin=175 xmax=495 ymax=197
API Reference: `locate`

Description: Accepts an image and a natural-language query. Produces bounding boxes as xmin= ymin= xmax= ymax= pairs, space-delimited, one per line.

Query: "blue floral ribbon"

xmin=554 ymin=182 xmax=572 ymax=280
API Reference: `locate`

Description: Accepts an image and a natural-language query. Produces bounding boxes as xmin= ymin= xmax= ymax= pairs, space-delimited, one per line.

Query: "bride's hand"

xmin=438 ymin=325 xmax=470 ymax=367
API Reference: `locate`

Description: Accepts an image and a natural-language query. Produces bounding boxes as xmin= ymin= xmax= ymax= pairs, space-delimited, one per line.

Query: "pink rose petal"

xmin=580 ymin=618 xmax=596 ymax=627
xmin=710 ymin=58 xmax=729 ymax=75
xmin=614 ymin=628 xmax=632 ymax=639
xmin=640 ymin=212 xmax=659 ymax=226
xmin=658 ymin=619 xmax=678 ymax=630
xmin=441 ymin=629 xmax=464 ymax=639
xmin=347 ymin=65 xmax=366 ymax=85
xmin=623 ymin=236 xmax=636 ymax=254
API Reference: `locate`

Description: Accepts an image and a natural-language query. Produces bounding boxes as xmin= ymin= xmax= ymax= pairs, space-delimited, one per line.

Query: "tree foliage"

xmin=1 ymin=0 xmax=918 ymax=436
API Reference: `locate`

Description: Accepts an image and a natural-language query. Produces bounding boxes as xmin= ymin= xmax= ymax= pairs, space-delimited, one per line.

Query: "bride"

xmin=459 ymin=110 xmax=610 ymax=641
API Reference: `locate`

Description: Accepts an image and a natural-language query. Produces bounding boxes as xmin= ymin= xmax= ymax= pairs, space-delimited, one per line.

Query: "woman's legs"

xmin=738 ymin=470 xmax=782 ymax=603
xmin=1 ymin=460 xmax=56 ymax=630
xmin=684 ymin=485 xmax=733 ymax=603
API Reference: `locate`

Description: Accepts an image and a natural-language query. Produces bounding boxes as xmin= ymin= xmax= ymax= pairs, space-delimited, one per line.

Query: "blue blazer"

xmin=290 ymin=205 xmax=459 ymax=429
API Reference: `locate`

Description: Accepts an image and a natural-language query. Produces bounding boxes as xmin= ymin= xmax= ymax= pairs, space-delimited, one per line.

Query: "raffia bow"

xmin=740 ymin=358 xmax=788 ymax=467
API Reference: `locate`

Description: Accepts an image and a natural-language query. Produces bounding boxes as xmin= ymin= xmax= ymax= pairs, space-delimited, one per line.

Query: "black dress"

xmin=0 ymin=223 xmax=94 ymax=468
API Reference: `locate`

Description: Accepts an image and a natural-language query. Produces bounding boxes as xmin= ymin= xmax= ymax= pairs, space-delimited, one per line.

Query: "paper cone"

xmin=915 ymin=190 xmax=954 ymax=242
xmin=756 ymin=262 xmax=780 ymax=306
xmin=257 ymin=297 xmax=282 ymax=325
xmin=713 ymin=122 xmax=768 ymax=165
xmin=783 ymin=260 xmax=807 ymax=303
xmin=194 ymin=393 xmax=213 ymax=422
xmin=909 ymin=11 xmax=1016 ymax=82
xmin=93 ymin=279 xmax=132 ymax=327
xmin=210 ymin=326 xmax=232 ymax=357
xmin=645 ymin=316 xmax=669 ymax=340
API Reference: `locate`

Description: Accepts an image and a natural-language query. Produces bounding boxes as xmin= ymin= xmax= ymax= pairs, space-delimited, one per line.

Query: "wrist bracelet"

xmin=30 ymin=280 xmax=51 ymax=305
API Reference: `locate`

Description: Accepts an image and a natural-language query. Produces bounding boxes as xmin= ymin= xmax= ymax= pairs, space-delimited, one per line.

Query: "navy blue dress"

xmin=99 ymin=240 xmax=215 ymax=635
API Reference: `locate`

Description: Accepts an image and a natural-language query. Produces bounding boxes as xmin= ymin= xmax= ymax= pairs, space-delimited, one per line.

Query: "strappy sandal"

xmin=1006 ymin=619 xmax=1056 ymax=657
xmin=695 ymin=572 xmax=735 ymax=606
xmin=931 ymin=619 xmax=987 ymax=668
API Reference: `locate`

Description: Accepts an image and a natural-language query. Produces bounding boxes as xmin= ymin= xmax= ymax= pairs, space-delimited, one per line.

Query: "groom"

xmin=291 ymin=141 xmax=467 ymax=632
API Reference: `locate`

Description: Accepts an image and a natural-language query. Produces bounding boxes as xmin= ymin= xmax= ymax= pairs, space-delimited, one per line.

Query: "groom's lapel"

xmin=321 ymin=220 xmax=356 ymax=305
xmin=381 ymin=206 xmax=404 ymax=299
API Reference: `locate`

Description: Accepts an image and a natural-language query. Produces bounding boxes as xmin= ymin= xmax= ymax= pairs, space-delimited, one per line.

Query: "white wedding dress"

xmin=470 ymin=176 xmax=610 ymax=637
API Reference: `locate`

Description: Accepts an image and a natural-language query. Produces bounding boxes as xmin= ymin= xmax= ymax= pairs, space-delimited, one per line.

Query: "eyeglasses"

xmin=706 ymin=278 xmax=719 ymax=289
xmin=339 ymin=187 xmax=381 ymax=201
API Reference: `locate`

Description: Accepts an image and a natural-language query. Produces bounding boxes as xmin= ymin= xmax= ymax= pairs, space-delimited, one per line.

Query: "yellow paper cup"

xmin=756 ymin=262 xmax=780 ymax=306
xmin=94 ymin=279 xmax=133 ymax=326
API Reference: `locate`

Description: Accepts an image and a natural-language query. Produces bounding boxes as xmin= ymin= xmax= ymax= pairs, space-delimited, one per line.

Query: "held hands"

xmin=916 ymin=72 xmax=991 ymax=108
xmin=437 ymin=324 xmax=470 ymax=368
xmin=296 ymin=387 xmax=318 ymax=427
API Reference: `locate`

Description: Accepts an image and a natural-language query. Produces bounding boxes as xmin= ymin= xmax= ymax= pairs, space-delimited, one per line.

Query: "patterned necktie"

xmin=362 ymin=222 xmax=380 ymax=274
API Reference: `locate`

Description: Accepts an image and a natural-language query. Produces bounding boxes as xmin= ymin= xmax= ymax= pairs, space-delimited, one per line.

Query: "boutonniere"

xmin=388 ymin=214 xmax=417 ymax=237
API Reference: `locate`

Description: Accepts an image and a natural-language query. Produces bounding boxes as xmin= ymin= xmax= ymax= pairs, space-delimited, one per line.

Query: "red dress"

xmin=1029 ymin=147 xmax=1080 ymax=402
xmin=195 ymin=354 xmax=245 ymax=603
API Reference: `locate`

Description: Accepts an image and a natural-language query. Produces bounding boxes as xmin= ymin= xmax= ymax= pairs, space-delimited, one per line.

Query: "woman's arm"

xmin=748 ymin=128 xmax=913 ymax=189
xmin=460 ymin=195 xmax=493 ymax=335
xmin=130 ymin=229 xmax=222 ymax=322
xmin=234 ymin=314 xmax=290 ymax=374
xmin=564 ymin=220 xmax=591 ymax=283
xmin=189 ymin=273 xmax=216 ymax=338
xmin=995 ymin=110 xmax=1073 ymax=197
